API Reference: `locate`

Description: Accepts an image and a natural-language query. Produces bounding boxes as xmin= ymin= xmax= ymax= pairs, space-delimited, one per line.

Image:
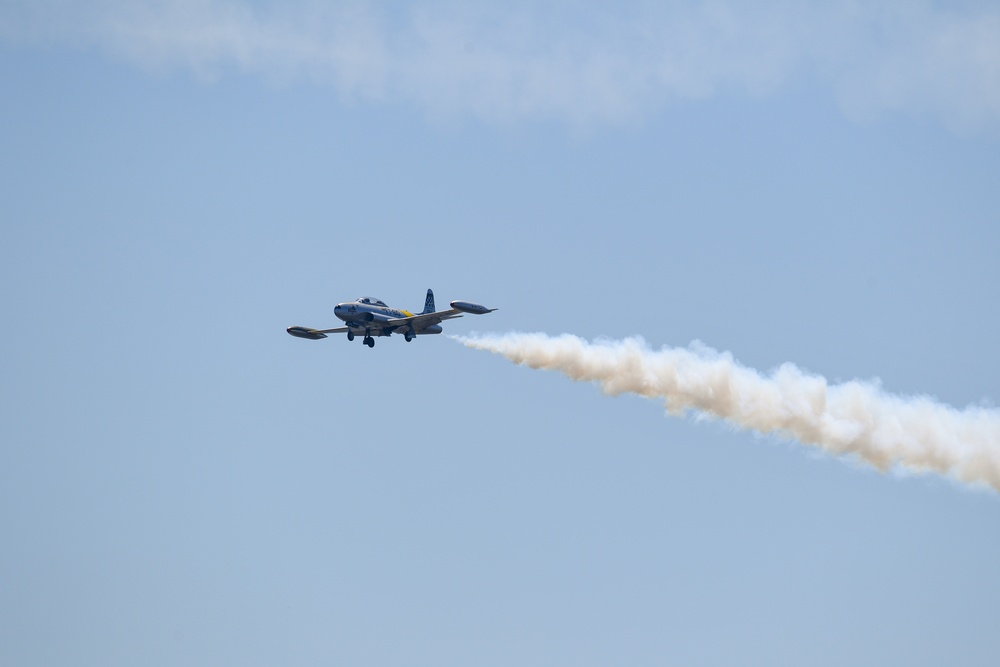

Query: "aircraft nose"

xmin=334 ymin=303 xmax=345 ymax=320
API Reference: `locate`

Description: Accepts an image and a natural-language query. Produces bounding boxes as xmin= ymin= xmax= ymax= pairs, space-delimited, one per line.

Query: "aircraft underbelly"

xmin=346 ymin=322 xmax=390 ymax=336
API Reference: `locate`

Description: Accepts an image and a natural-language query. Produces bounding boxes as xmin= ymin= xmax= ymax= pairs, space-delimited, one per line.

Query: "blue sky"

xmin=2 ymin=2 xmax=999 ymax=665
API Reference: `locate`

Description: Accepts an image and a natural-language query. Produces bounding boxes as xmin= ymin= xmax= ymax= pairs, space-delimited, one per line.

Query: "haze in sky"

xmin=2 ymin=2 xmax=999 ymax=666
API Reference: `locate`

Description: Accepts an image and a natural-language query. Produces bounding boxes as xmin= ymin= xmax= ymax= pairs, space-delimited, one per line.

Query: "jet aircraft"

xmin=286 ymin=289 xmax=496 ymax=348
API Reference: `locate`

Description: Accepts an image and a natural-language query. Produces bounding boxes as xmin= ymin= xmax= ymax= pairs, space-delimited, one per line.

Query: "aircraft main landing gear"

xmin=347 ymin=331 xmax=355 ymax=341
xmin=364 ymin=336 xmax=375 ymax=348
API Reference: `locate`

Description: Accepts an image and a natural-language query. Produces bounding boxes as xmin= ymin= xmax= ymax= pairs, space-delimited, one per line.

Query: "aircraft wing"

xmin=385 ymin=309 xmax=464 ymax=332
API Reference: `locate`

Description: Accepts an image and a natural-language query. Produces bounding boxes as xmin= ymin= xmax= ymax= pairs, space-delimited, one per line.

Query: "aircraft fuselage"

xmin=334 ymin=298 xmax=425 ymax=337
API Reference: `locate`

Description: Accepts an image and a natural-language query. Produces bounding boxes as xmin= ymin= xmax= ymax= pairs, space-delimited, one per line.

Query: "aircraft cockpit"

xmin=357 ymin=297 xmax=388 ymax=307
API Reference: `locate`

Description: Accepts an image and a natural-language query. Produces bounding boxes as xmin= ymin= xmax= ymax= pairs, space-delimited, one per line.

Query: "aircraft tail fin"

xmin=422 ymin=289 xmax=435 ymax=314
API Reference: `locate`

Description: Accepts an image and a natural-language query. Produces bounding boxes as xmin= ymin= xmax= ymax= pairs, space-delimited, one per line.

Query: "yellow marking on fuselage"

xmin=401 ymin=310 xmax=415 ymax=317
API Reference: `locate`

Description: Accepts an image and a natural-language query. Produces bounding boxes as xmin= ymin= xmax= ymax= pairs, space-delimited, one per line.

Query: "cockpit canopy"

xmin=357 ymin=297 xmax=387 ymax=307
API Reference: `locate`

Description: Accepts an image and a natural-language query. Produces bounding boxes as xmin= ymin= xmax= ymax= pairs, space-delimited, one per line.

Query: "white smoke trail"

xmin=456 ymin=332 xmax=1000 ymax=492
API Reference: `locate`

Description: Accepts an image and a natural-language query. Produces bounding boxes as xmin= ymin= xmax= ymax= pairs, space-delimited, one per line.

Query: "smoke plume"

xmin=457 ymin=333 xmax=1000 ymax=491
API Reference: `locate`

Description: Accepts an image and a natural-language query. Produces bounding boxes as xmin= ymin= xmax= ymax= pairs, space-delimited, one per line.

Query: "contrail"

xmin=456 ymin=332 xmax=1000 ymax=491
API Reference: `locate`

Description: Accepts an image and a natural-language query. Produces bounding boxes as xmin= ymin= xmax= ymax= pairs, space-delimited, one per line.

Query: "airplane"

xmin=286 ymin=289 xmax=496 ymax=348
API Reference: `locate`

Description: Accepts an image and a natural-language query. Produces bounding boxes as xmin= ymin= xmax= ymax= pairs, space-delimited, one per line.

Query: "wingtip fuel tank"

xmin=287 ymin=326 xmax=327 ymax=340
xmin=450 ymin=300 xmax=497 ymax=315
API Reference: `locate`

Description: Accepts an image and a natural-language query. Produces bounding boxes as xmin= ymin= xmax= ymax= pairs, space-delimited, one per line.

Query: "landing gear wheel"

xmin=365 ymin=337 xmax=375 ymax=348
xmin=405 ymin=334 xmax=413 ymax=342
xmin=347 ymin=331 xmax=355 ymax=341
